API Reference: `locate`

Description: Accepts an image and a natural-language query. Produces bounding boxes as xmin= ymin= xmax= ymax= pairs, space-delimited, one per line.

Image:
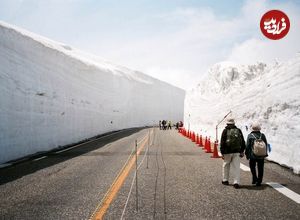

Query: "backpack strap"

xmin=251 ymin=133 xmax=257 ymax=140
xmin=251 ymin=133 xmax=261 ymax=140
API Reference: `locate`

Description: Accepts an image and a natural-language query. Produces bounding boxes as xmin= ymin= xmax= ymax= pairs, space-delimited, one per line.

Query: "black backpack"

xmin=226 ymin=128 xmax=242 ymax=151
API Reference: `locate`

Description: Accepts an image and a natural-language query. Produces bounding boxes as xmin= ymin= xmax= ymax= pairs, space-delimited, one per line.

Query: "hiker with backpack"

xmin=245 ymin=122 xmax=268 ymax=186
xmin=220 ymin=118 xmax=246 ymax=189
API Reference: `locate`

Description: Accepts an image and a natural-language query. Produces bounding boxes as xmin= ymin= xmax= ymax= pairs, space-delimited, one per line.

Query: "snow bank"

xmin=184 ymin=57 xmax=300 ymax=174
xmin=0 ymin=21 xmax=184 ymax=164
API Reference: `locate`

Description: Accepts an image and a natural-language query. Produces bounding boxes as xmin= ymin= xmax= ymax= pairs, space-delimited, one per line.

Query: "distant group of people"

xmin=159 ymin=120 xmax=172 ymax=130
xmin=220 ymin=117 xmax=268 ymax=189
xmin=159 ymin=120 xmax=183 ymax=130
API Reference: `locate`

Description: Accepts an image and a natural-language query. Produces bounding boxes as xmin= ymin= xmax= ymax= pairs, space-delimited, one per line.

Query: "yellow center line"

xmin=90 ymin=134 xmax=149 ymax=220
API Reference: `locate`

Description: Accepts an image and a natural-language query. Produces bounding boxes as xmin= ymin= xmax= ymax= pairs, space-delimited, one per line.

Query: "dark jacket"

xmin=245 ymin=131 xmax=268 ymax=160
xmin=220 ymin=124 xmax=246 ymax=154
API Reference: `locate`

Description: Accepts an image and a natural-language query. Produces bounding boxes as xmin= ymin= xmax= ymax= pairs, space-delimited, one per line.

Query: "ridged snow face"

xmin=184 ymin=56 xmax=300 ymax=174
xmin=196 ymin=62 xmax=268 ymax=95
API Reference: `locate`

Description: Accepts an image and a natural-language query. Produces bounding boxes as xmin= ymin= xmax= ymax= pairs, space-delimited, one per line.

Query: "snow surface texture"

xmin=0 ymin=21 xmax=184 ymax=164
xmin=184 ymin=58 xmax=300 ymax=174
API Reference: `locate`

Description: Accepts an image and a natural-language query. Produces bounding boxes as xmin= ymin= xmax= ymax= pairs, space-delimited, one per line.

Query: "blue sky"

xmin=0 ymin=0 xmax=299 ymax=89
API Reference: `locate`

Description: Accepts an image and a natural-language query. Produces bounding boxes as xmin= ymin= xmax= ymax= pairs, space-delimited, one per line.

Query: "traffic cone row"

xmin=178 ymin=128 xmax=221 ymax=159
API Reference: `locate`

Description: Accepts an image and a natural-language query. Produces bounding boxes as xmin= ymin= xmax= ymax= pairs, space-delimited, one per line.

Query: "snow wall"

xmin=184 ymin=58 xmax=300 ymax=174
xmin=0 ymin=22 xmax=185 ymax=164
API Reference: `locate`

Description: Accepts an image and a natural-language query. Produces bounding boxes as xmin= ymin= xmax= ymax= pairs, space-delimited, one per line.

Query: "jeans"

xmin=249 ymin=159 xmax=264 ymax=184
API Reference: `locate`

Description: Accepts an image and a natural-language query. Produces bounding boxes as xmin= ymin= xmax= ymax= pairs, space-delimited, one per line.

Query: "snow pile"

xmin=0 ymin=21 xmax=184 ymax=164
xmin=184 ymin=57 xmax=300 ymax=174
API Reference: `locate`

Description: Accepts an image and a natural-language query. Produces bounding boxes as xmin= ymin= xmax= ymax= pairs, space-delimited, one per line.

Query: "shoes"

xmin=252 ymin=180 xmax=257 ymax=184
xmin=222 ymin=181 xmax=240 ymax=188
xmin=256 ymin=182 xmax=262 ymax=187
xmin=233 ymin=184 xmax=240 ymax=189
xmin=222 ymin=181 xmax=229 ymax=185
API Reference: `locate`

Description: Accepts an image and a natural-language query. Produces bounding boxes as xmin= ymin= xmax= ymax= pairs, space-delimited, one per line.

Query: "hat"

xmin=226 ymin=117 xmax=235 ymax=125
xmin=251 ymin=122 xmax=261 ymax=131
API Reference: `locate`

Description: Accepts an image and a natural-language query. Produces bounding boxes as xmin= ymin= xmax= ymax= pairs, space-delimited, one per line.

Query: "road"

xmin=0 ymin=128 xmax=299 ymax=220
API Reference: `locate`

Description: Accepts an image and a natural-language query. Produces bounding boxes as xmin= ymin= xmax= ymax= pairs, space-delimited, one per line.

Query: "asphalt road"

xmin=0 ymin=128 xmax=299 ymax=220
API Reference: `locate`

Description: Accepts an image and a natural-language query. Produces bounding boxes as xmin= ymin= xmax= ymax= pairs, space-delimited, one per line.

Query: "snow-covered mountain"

xmin=0 ymin=21 xmax=185 ymax=164
xmin=184 ymin=57 xmax=300 ymax=174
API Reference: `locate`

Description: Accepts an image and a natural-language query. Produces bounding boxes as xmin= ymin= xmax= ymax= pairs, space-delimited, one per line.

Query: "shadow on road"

xmin=0 ymin=127 xmax=144 ymax=185
xmin=239 ymin=184 xmax=269 ymax=190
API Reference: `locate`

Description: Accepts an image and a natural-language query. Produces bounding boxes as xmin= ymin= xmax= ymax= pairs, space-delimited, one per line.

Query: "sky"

xmin=0 ymin=0 xmax=299 ymax=90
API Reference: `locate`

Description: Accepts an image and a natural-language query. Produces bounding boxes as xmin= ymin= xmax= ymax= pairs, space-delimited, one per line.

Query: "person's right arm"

xmin=220 ymin=129 xmax=227 ymax=155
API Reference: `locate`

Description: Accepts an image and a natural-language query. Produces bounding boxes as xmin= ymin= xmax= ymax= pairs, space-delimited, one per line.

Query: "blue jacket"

xmin=245 ymin=131 xmax=268 ymax=160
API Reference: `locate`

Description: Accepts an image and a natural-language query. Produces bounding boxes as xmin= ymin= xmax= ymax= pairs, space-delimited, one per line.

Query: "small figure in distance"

xmin=162 ymin=120 xmax=167 ymax=130
xmin=167 ymin=120 xmax=172 ymax=130
xmin=176 ymin=122 xmax=179 ymax=130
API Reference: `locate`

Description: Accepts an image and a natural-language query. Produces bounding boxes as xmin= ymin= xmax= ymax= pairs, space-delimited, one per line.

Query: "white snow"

xmin=184 ymin=57 xmax=300 ymax=174
xmin=0 ymin=21 xmax=184 ymax=164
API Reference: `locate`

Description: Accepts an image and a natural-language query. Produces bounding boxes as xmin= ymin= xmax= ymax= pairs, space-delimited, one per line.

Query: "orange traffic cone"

xmin=206 ymin=138 xmax=213 ymax=153
xmin=203 ymin=137 xmax=207 ymax=150
xmin=211 ymin=141 xmax=221 ymax=158
xmin=199 ymin=135 xmax=203 ymax=147
xmin=196 ymin=134 xmax=199 ymax=145
xmin=192 ymin=132 xmax=196 ymax=142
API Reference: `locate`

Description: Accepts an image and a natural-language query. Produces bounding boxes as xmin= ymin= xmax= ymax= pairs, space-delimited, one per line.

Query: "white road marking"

xmin=55 ymin=144 xmax=84 ymax=154
xmin=33 ymin=156 xmax=47 ymax=161
xmin=55 ymin=130 xmax=125 ymax=154
xmin=266 ymin=182 xmax=300 ymax=204
xmin=0 ymin=163 xmax=12 ymax=169
xmin=0 ymin=128 xmax=143 ymax=167
xmin=239 ymin=163 xmax=300 ymax=204
xmin=240 ymin=163 xmax=250 ymax=172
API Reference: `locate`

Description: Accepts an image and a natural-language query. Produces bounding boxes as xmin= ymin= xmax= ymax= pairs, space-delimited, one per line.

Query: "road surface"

xmin=0 ymin=128 xmax=299 ymax=220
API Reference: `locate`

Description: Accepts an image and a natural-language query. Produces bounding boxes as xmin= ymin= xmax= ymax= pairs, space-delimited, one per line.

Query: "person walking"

xmin=162 ymin=120 xmax=167 ymax=130
xmin=167 ymin=120 xmax=172 ymax=130
xmin=220 ymin=117 xmax=246 ymax=189
xmin=245 ymin=122 xmax=268 ymax=186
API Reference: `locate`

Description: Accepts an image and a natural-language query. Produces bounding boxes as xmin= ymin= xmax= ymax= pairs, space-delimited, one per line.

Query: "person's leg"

xmin=231 ymin=153 xmax=241 ymax=185
xmin=257 ymin=159 xmax=264 ymax=184
xmin=222 ymin=154 xmax=232 ymax=183
xmin=249 ymin=159 xmax=257 ymax=184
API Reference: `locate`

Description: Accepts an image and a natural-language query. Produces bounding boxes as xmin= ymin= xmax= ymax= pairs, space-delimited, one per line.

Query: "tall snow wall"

xmin=184 ymin=58 xmax=300 ymax=174
xmin=0 ymin=22 xmax=185 ymax=164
